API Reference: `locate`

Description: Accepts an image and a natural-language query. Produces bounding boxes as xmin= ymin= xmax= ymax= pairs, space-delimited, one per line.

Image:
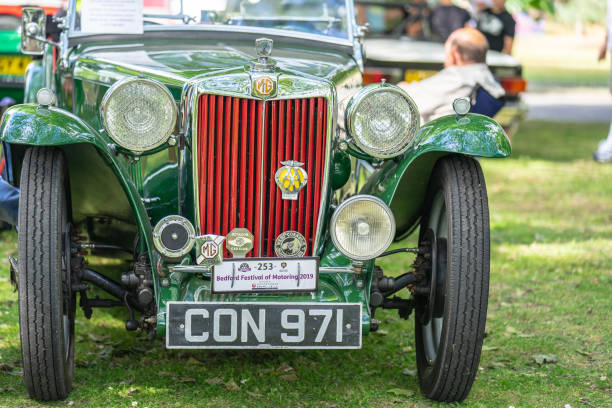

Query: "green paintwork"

xmin=0 ymin=30 xmax=510 ymax=339
xmin=317 ymin=113 xmax=510 ymax=268
xmin=362 ymin=113 xmax=511 ymax=237
xmin=0 ymin=104 xmax=162 ymax=294
xmin=156 ymin=268 xmax=371 ymax=334
xmin=331 ymin=151 xmax=352 ymax=190
xmin=72 ymin=41 xmax=358 ymax=87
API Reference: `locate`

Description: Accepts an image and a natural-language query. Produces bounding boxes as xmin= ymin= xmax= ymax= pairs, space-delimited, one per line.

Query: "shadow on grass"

xmin=0 ymin=294 xmax=422 ymax=405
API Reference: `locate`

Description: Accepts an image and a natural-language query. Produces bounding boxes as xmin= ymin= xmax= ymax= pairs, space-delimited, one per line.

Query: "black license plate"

xmin=166 ymin=302 xmax=362 ymax=349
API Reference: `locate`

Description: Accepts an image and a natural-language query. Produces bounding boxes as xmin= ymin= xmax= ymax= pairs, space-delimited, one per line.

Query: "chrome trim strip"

xmin=257 ymin=101 xmax=267 ymax=256
xmin=319 ymin=267 xmax=357 ymax=274
xmin=311 ymin=88 xmax=335 ymax=256
xmin=190 ymin=86 xmax=201 ymax=234
xmin=169 ymin=265 xmax=211 ymax=275
xmin=169 ymin=265 xmax=355 ymax=275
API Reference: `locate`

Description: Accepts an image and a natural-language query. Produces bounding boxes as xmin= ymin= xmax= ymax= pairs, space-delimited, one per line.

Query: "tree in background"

xmin=506 ymin=0 xmax=554 ymax=13
xmin=552 ymin=0 xmax=606 ymax=26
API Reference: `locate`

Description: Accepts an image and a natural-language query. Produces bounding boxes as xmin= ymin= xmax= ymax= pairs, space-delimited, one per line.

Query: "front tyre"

xmin=17 ymin=147 xmax=75 ymax=401
xmin=414 ymin=155 xmax=489 ymax=402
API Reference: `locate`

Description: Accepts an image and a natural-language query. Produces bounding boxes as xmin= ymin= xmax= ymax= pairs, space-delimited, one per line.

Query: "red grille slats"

xmin=197 ymin=95 xmax=327 ymax=258
xmin=290 ymin=101 xmax=300 ymax=232
xmin=247 ymin=100 xmax=256 ymax=232
xmin=274 ymin=100 xmax=285 ymax=244
xmin=198 ymin=94 xmax=208 ymax=233
xmin=222 ymin=97 xmax=231 ymax=243
xmin=239 ymin=99 xmax=248 ymax=232
xmin=267 ymin=101 xmax=279 ymax=257
xmin=230 ymin=98 xmax=239 ymax=233
xmin=298 ymin=99 xmax=307 ymax=234
xmin=253 ymin=101 xmax=263 ymax=256
xmin=214 ymin=96 xmax=223 ymax=235
xmin=282 ymin=100 xmax=293 ymax=234
xmin=303 ymin=98 xmax=315 ymax=252
xmin=205 ymin=95 xmax=216 ymax=233
xmin=312 ymin=97 xmax=325 ymax=247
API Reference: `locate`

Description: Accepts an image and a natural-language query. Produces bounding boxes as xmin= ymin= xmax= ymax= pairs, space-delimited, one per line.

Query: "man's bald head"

xmin=445 ymin=27 xmax=489 ymax=66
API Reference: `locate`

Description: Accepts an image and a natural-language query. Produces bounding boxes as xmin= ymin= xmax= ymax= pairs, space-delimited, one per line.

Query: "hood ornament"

xmin=250 ymin=38 xmax=277 ymax=98
xmin=256 ymin=38 xmax=273 ymax=61
xmin=251 ymin=37 xmax=276 ymax=73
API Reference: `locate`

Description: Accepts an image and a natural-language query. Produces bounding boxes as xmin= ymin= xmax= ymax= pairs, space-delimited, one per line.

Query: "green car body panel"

xmin=361 ymin=113 xmax=511 ymax=238
xmin=1 ymin=33 xmax=510 ymax=337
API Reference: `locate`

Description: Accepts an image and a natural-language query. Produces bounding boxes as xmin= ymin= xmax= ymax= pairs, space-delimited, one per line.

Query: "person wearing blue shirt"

xmin=0 ymin=178 xmax=18 ymax=226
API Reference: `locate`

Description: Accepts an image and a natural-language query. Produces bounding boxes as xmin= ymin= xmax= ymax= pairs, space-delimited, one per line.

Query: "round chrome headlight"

xmin=330 ymin=195 xmax=396 ymax=261
xmin=101 ymin=77 xmax=177 ymax=153
xmin=345 ymin=83 xmax=419 ymax=159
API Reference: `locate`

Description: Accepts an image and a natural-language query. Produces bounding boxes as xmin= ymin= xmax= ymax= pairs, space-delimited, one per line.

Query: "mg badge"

xmin=274 ymin=231 xmax=307 ymax=258
xmin=253 ymin=75 xmax=276 ymax=98
xmin=195 ymin=235 xmax=225 ymax=267
xmin=226 ymin=228 xmax=254 ymax=258
xmin=274 ymin=160 xmax=308 ymax=200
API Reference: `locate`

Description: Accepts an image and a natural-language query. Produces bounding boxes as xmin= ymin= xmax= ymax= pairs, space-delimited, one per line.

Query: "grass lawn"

xmin=0 ymin=120 xmax=611 ymax=407
xmin=514 ymin=33 xmax=611 ymax=89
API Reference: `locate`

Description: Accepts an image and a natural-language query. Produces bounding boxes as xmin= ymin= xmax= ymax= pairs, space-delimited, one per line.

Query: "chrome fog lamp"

xmin=330 ymin=195 xmax=395 ymax=261
xmin=153 ymin=215 xmax=196 ymax=260
xmin=101 ymin=77 xmax=177 ymax=153
xmin=345 ymin=83 xmax=419 ymax=159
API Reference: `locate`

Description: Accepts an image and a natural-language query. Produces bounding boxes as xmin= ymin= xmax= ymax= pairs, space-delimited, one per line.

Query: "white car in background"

xmin=357 ymin=0 xmax=527 ymax=135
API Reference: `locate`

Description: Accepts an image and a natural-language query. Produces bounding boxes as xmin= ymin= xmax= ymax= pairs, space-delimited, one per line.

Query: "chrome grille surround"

xmin=181 ymin=72 xmax=336 ymax=257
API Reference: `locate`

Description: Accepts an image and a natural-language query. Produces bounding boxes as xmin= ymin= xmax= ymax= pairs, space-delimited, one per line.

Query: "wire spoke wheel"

xmin=414 ymin=155 xmax=490 ymax=402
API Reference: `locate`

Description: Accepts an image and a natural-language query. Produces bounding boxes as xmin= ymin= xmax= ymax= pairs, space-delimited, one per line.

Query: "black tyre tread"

xmin=18 ymin=147 xmax=71 ymax=401
xmin=416 ymin=155 xmax=489 ymax=402
xmin=439 ymin=155 xmax=489 ymax=401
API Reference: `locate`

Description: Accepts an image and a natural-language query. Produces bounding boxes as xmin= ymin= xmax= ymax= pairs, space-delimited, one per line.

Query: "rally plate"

xmin=166 ymin=302 xmax=362 ymax=349
xmin=212 ymin=258 xmax=318 ymax=293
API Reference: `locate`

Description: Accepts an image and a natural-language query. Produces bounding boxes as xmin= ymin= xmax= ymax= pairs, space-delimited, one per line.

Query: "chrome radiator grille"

xmin=196 ymin=94 xmax=328 ymax=257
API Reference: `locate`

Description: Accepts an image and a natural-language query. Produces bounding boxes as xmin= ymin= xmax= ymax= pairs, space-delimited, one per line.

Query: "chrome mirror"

xmin=20 ymin=7 xmax=46 ymax=56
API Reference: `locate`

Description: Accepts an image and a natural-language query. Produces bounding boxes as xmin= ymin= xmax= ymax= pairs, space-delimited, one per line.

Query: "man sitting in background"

xmin=398 ymin=27 xmax=505 ymax=124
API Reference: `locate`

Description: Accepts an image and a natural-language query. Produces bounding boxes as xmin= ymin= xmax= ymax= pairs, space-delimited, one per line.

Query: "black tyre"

xmin=17 ymin=147 xmax=75 ymax=401
xmin=414 ymin=155 xmax=489 ymax=402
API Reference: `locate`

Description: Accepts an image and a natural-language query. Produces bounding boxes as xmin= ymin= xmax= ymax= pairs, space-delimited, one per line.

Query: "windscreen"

xmin=69 ymin=0 xmax=351 ymax=40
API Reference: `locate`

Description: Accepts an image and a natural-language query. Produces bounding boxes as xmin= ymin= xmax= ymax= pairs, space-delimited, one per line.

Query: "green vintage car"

xmin=2 ymin=0 xmax=510 ymax=403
